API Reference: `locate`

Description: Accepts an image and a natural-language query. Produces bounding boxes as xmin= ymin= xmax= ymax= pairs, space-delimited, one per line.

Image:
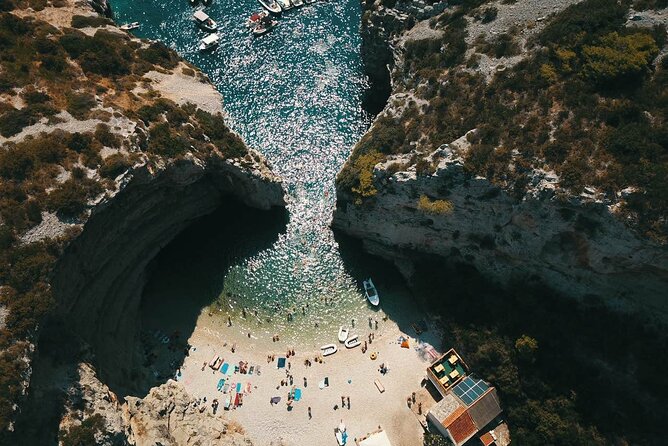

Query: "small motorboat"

xmin=363 ymin=278 xmax=380 ymax=306
xmin=258 ymin=0 xmax=282 ymax=14
xmin=119 ymin=22 xmax=140 ymax=31
xmin=292 ymin=0 xmax=304 ymax=6
xmin=276 ymin=0 xmax=292 ymax=10
xmin=193 ymin=10 xmax=217 ymax=32
xmin=338 ymin=326 xmax=349 ymax=343
xmin=321 ymin=344 xmax=338 ymax=356
xmin=246 ymin=11 xmax=268 ymax=27
xmin=198 ymin=33 xmax=219 ymax=51
xmin=344 ymin=335 xmax=360 ymax=349
xmin=252 ymin=18 xmax=278 ymax=36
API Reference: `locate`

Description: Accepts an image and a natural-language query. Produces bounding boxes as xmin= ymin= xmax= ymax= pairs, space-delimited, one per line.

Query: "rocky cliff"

xmin=336 ymin=0 xmax=668 ymax=319
xmin=0 ymin=0 xmax=284 ymax=440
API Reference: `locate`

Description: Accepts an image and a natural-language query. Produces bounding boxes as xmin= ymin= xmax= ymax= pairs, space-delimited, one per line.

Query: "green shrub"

xmin=137 ymin=41 xmax=178 ymax=69
xmin=46 ymin=176 xmax=103 ymax=217
xmin=147 ymin=122 xmax=190 ymax=157
xmin=66 ymin=92 xmax=97 ymax=119
xmin=60 ymin=414 xmax=106 ymax=446
xmin=100 ymin=153 xmax=131 ymax=178
xmin=94 ymin=123 xmax=121 ymax=148
xmin=417 ymin=195 xmax=453 ymax=214
xmin=0 ymin=108 xmax=32 ymax=137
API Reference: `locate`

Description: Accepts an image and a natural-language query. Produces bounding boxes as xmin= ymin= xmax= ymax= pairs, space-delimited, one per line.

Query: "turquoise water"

xmin=113 ymin=0 xmax=394 ymax=344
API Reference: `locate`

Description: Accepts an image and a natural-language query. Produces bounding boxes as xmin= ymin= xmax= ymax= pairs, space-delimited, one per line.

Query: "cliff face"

xmin=336 ymin=0 xmax=668 ymax=320
xmin=334 ymin=142 xmax=668 ymax=318
xmin=51 ymin=156 xmax=283 ymax=395
xmin=0 ymin=0 xmax=284 ymax=438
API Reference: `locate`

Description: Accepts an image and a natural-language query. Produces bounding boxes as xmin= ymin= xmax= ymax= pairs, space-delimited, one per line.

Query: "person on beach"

xmin=308 ymin=406 xmax=312 ymax=419
xmin=375 ymin=319 xmax=378 ymax=330
xmin=227 ymin=316 xmax=232 ymax=326
xmin=304 ymin=377 xmax=307 ymax=387
xmin=341 ymin=396 xmax=345 ymax=407
xmin=351 ymin=318 xmax=355 ymax=328
xmin=347 ymin=396 xmax=350 ymax=409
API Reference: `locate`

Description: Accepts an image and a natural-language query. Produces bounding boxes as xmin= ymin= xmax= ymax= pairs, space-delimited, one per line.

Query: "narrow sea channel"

xmin=113 ymin=0 xmax=411 ymax=345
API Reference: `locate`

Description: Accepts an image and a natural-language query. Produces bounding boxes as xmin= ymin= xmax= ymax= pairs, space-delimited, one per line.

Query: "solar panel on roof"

xmin=453 ymin=377 xmax=489 ymax=406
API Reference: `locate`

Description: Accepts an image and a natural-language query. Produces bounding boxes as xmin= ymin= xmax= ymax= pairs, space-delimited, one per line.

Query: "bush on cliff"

xmin=46 ymin=172 xmax=103 ymax=218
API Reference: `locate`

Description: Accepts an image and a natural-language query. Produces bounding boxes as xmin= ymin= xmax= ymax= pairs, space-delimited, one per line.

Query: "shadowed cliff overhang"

xmin=49 ymin=159 xmax=286 ymax=395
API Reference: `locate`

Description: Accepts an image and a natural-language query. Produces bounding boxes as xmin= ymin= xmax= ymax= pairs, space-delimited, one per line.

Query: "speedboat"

xmin=247 ymin=11 xmax=268 ymax=28
xmin=198 ymin=33 xmax=219 ymax=51
xmin=258 ymin=0 xmax=282 ymax=14
xmin=363 ymin=278 xmax=380 ymax=306
xmin=292 ymin=0 xmax=304 ymax=6
xmin=338 ymin=326 xmax=349 ymax=343
xmin=193 ymin=10 xmax=217 ymax=33
xmin=252 ymin=18 xmax=278 ymax=36
xmin=344 ymin=335 xmax=361 ymax=349
xmin=321 ymin=344 xmax=338 ymax=356
xmin=276 ymin=0 xmax=292 ymax=10
xmin=119 ymin=22 xmax=140 ymax=31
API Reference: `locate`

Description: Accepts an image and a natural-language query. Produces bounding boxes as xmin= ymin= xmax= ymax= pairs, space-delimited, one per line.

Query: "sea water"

xmin=113 ymin=0 xmax=411 ymax=346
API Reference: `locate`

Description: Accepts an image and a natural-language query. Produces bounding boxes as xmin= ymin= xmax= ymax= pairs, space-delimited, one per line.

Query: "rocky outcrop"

xmin=333 ymin=143 xmax=668 ymax=319
xmin=59 ymin=363 xmax=252 ymax=446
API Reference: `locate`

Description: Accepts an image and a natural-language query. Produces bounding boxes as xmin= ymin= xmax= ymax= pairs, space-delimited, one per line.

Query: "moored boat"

xmin=344 ymin=335 xmax=360 ymax=349
xmin=363 ymin=278 xmax=380 ymax=306
xmin=321 ymin=344 xmax=338 ymax=356
xmin=247 ymin=11 xmax=268 ymax=27
xmin=276 ymin=0 xmax=293 ymax=10
xmin=193 ymin=10 xmax=217 ymax=32
xmin=258 ymin=0 xmax=282 ymax=14
xmin=292 ymin=0 xmax=304 ymax=6
xmin=338 ymin=326 xmax=349 ymax=343
xmin=198 ymin=33 xmax=219 ymax=51
xmin=252 ymin=18 xmax=278 ymax=36
xmin=119 ymin=22 xmax=140 ymax=31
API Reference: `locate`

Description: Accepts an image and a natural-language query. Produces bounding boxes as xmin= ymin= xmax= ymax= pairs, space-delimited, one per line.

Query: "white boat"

xmin=246 ymin=11 xmax=268 ymax=27
xmin=252 ymin=18 xmax=278 ymax=36
xmin=363 ymin=278 xmax=380 ymax=306
xmin=321 ymin=344 xmax=338 ymax=356
xmin=120 ymin=22 xmax=140 ymax=31
xmin=292 ymin=0 xmax=304 ymax=6
xmin=193 ymin=10 xmax=217 ymax=33
xmin=198 ymin=33 xmax=219 ymax=51
xmin=344 ymin=335 xmax=360 ymax=349
xmin=338 ymin=326 xmax=349 ymax=343
xmin=276 ymin=0 xmax=292 ymax=10
xmin=258 ymin=0 xmax=282 ymax=14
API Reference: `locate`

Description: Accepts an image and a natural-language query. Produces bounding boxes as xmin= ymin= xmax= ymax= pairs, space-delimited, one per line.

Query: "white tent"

xmin=357 ymin=429 xmax=393 ymax=446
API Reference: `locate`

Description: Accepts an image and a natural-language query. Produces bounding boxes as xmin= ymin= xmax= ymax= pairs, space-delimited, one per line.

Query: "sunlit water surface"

xmin=113 ymin=0 xmax=400 ymax=345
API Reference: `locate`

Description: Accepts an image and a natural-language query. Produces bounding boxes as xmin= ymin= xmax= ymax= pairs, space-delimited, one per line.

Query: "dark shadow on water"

xmin=333 ymin=230 xmax=442 ymax=348
xmin=135 ymin=199 xmax=288 ymax=396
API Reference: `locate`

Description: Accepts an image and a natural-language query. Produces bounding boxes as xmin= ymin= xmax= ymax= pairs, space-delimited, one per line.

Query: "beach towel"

xmin=293 ymin=388 xmax=302 ymax=401
xmin=401 ymin=339 xmax=410 ymax=348
xmin=277 ymin=357 xmax=286 ymax=369
xmin=236 ymin=382 xmax=242 ymax=393
xmin=221 ymin=363 xmax=229 ymax=374
xmin=217 ymin=378 xmax=225 ymax=391
xmin=270 ymin=396 xmax=281 ymax=405
xmin=223 ymin=384 xmax=229 ymax=393
xmin=246 ymin=382 xmax=252 ymax=394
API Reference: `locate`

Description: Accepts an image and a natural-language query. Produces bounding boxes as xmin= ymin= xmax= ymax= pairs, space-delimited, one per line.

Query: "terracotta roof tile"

xmin=480 ymin=432 xmax=495 ymax=446
xmin=444 ymin=408 xmax=477 ymax=445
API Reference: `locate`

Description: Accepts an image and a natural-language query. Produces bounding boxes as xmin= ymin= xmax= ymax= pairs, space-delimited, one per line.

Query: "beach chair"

xmin=256 ymin=365 xmax=261 ymax=376
xmin=249 ymin=365 xmax=254 ymax=375
xmin=293 ymin=388 xmax=302 ymax=401
xmin=223 ymin=384 xmax=230 ymax=394
xmin=374 ymin=379 xmax=385 ymax=393
xmin=224 ymin=395 xmax=232 ymax=410
xmin=217 ymin=378 xmax=225 ymax=391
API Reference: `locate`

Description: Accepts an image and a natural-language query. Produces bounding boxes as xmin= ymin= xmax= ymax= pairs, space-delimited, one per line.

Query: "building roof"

xmin=356 ymin=429 xmax=393 ymax=446
xmin=429 ymin=393 xmax=464 ymax=425
xmin=467 ymin=387 xmax=502 ymax=431
xmin=444 ymin=407 xmax=478 ymax=445
xmin=453 ymin=376 xmax=490 ymax=406
xmin=480 ymin=432 xmax=495 ymax=446
xmin=427 ymin=349 xmax=468 ymax=396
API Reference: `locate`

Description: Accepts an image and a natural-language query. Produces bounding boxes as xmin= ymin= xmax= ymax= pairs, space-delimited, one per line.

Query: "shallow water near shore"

xmin=112 ymin=0 xmax=425 ymax=346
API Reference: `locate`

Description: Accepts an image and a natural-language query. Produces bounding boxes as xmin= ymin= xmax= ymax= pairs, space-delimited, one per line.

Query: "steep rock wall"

xmin=51 ymin=156 xmax=284 ymax=394
xmin=334 ymin=144 xmax=668 ymax=321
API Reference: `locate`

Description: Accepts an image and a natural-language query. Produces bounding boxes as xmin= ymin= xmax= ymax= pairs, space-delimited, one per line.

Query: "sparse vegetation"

xmin=417 ymin=195 xmax=453 ymax=215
